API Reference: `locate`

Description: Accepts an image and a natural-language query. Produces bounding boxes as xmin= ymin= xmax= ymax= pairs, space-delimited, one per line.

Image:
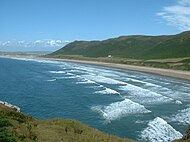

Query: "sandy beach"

xmin=48 ymin=58 xmax=190 ymax=81
xmin=1 ymin=55 xmax=190 ymax=81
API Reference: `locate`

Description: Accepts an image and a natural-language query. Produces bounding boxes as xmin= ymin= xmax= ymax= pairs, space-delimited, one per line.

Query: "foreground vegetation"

xmin=0 ymin=104 xmax=133 ymax=142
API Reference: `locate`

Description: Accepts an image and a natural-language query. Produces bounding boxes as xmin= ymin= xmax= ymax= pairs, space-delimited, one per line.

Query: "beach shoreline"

xmin=1 ymin=54 xmax=190 ymax=81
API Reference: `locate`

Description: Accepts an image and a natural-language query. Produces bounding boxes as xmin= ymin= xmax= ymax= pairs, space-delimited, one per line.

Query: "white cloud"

xmin=178 ymin=0 xmax=190 ymax=5
xmin=33 ymin=39 xmax=69 ymax=47
xmin=18 ymin=40 xmax=25 ymax=44
xmin=64 ymin=40 xmax=70 ymax=43
xmin=46 ymin=40 xmax=67 ymax=46
xmin=34 ymin=40 xmax=43 ymax=44
xmin=0 ymin=39 xmax=70 ymax=51
xmin=157 ymin=0 xmax=190 ymax=31
xmin=2 ymin=41 xmax=11 ymax=46
xmin=55 ymin=40 xmax=61 ymax=43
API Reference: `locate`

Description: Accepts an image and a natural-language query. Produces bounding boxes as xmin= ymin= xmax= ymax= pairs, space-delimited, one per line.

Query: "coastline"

xmin=49 ymin=58 xmax=190 ymax=81
xmin=0 ymin=100 xmax=20 ymax=112
xmin=1 ymin=54 xmax=190 ymax=81
xmin=0 ymin=55 xmax=189 ymax=142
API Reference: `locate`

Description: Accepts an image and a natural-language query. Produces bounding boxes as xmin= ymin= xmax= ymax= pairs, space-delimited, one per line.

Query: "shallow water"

xmin=0 ymin=56 xmax=190 ymax=141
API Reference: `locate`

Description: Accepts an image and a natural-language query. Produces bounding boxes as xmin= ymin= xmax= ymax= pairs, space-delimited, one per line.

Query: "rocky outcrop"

xmin=0 ymin=100 xmax=20 ymax=112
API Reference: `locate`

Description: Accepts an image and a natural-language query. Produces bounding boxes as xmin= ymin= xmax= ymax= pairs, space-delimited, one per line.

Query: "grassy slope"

xmin=49 ymin=31 xmax=190 ymax=60
xmin=46 ymin=31 xmax=190 ymax=71
xmin=0 ymin=104 xmax=133 ymax=142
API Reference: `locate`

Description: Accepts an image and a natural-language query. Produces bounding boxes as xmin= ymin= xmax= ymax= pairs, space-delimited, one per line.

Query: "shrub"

xmin=0 ymin=128 xmax=16 ymax=142
xmin=0 ymin=119 xmax=12 ymax=127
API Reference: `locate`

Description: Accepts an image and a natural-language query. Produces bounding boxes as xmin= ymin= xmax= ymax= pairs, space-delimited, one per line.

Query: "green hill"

xmin=48 ymin=31 xmax=190 ymax=60
xmin=0 ymin=103 xmax=133 ymax=142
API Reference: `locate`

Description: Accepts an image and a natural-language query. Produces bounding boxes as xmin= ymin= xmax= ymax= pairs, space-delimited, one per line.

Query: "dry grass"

xmin=147 ymin=57 xmax=190 ymax=63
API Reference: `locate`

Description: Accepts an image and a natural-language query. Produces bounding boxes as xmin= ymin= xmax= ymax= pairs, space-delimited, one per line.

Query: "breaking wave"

xmin=47 ymin=79 xmax=56 ymax=82
xmin=48 ymin=71 xmax=65 ymax=74
xmin=95 ymin=87 xmax=120 ymax=95
xmin=91 ymin=98 xmax=151 ymax=122
xmin=171 ymin=108 xmax=190 ymax=124
xmin=82 ymin=75 xmax=127 ymax=85
xmin=119 ymin=84 xmax=173 ymax=104
xmin=140 ymin=117 xmax=182 ymax=142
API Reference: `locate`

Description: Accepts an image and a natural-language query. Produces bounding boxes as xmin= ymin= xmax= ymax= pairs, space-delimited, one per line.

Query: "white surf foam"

xmin=73 ymin=66 xmax=120 ymax=78
xmin=99 ymin=72 xmax=120 ymax=78
xmin=65 ymin=76 xmax=78 ymax=79
xmin=67 ymin=69 xmax=87 ymax=74
xmin=58 ymin=65 xmax=66 ymax=69
xmin=54 ymin=75 xmax=77 ymax=79
xmin=76 ymin=78 xmax=96 ymax=84
xmin=149 ymin=76 xmax=190 ymax=88
xmin=53 ymin=72 xmax=78 ymax=79
xmin=145 ymin=78 xmax=171 ymax=85
xmin=6 ymin=56 xmax=61 ymax=64
xmin=47 ymin=79 xmax=56 ymax=82
xmin=91 ymin=98 xmax=151 ymax=122
xmin=140 ymin=117 xmax=182 ymax=142
xmin=95 ymin=88 xmax=120 ymax=95
xmin=171 ymin=108 xmax=190 ymax=124
xmin=82 ymin=75 xmax=127 ymax=85
xmin=135 ymin=120 xmax=145 ymax=124
xmin=145 ymin=83 xmax=190 ymax=102
xmin=66 ymin=72 xmax=75 ymax=76
xmin=48 ymin=71 xmax=65 ymax=74
xmin=126 ymin=78 xmax=161 ymax=87
xmin=175 ymin=100 xmax=183 ymax=105
xmin=0 ymin=101 xmax=20 ymax=112
xmin=119 ymin=84 xmax=172 ymax=104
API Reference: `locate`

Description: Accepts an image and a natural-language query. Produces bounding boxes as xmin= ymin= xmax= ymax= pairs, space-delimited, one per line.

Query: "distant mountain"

xmin=49 ymin=31 xmax=190 ymax=59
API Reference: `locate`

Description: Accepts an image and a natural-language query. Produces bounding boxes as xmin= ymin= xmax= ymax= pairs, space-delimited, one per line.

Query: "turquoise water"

xmin=0 ymin=56 xmax=190 ymax=142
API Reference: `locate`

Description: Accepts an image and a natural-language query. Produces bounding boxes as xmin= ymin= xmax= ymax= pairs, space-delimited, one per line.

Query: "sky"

xmin=0 ymin=0 xmax=190 ymax=51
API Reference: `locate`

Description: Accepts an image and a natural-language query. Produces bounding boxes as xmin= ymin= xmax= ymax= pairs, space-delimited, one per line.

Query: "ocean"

xmin=0 ymin=56 xmax=190 ymax=142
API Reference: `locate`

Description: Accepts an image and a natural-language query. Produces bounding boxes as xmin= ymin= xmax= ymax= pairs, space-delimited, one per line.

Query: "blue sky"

xmin=0 ymin=0 xmax=190 ymax=51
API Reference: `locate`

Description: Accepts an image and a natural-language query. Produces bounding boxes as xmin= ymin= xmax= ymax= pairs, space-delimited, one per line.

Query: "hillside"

xmin=49 ymin=31 xmax=190 ymax=60
xmin=0 ymin=103 xmax=133 ymax=142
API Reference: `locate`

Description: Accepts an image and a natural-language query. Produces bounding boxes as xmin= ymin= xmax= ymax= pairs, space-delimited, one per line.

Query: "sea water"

xmin=0 ymin=56 xmax=190 ymax=142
